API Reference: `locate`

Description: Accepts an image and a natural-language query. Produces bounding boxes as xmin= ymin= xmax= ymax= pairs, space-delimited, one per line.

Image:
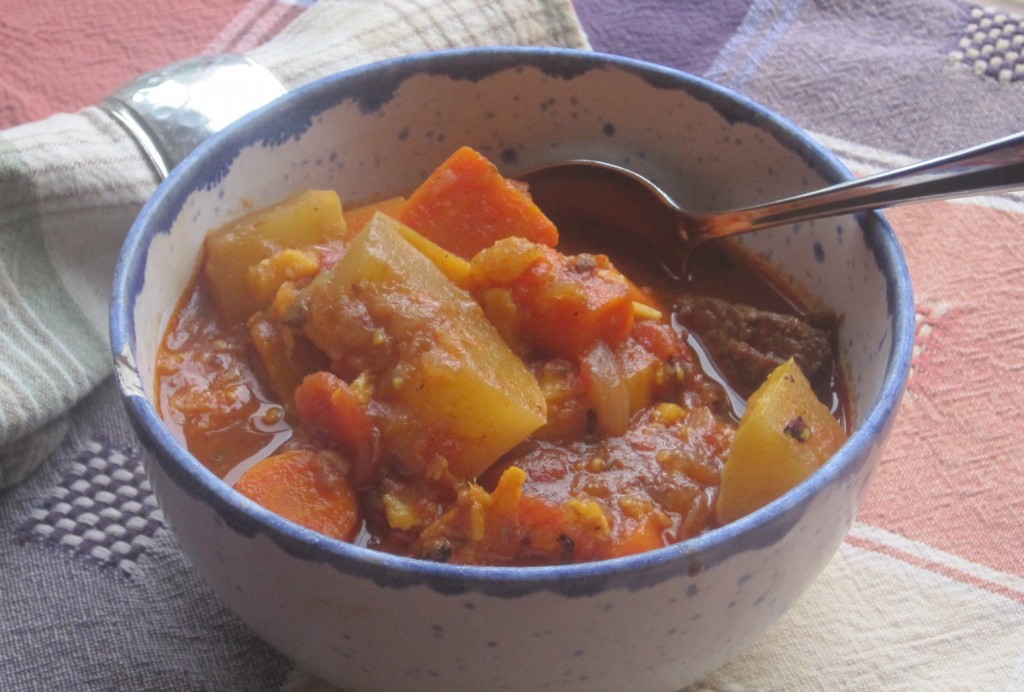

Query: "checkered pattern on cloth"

xmin=17 ymin=439 xmax=163 ymax=576
xmin=950 ymin=5 xmax=1024 ymax=82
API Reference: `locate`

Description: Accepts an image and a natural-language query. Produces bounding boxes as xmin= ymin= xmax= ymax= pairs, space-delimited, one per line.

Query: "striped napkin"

xmin=0 ymin=0 xmax=588 ymax=486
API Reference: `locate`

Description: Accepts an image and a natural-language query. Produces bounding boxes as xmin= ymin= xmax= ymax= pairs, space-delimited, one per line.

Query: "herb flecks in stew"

xmin=156 ymin=145 xmax=848 ymax=566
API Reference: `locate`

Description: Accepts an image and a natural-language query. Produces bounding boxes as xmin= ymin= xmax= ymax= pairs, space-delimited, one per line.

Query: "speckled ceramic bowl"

xmin=110 ymin=48 xmax=914 ymax=692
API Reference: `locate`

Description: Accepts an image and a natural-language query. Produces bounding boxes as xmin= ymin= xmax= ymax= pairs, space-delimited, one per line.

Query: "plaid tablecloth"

xmin=2 ymin=1 xmax=1023 ymax=689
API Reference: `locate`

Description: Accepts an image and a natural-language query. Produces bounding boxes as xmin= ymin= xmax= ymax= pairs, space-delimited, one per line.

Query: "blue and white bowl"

xmin=110 ymin=47 xmax=914 ymax=692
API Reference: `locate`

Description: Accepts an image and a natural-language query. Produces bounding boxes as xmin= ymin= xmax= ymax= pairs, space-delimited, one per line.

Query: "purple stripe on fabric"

xmin=572 ymin=0 xmax=754 ymax=75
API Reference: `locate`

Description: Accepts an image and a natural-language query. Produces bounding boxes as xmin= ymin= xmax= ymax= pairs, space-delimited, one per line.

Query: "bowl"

xmin=110 ymin=47 xmax=914 ymax=691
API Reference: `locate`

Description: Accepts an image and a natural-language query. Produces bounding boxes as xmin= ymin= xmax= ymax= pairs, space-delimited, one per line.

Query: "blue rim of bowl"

xmin=110 ymin=46 xmax=915 ymax=597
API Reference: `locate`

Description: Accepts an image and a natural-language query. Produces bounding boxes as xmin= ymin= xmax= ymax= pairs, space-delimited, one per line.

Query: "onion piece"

xmin=581 ymin=340 xmax=630 ymax=437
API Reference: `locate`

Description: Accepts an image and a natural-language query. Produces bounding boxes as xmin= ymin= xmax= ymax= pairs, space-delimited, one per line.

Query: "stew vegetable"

xmin=156 ymin=146 xmax=848 ymax=565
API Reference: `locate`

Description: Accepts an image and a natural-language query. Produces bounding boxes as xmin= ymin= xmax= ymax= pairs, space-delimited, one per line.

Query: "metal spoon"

xmin=520 ymin=130 xmax=1024 ymax=246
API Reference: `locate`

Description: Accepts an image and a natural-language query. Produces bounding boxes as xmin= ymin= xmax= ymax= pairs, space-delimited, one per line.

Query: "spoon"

xmin=519 ymin=130 xmax=1024 ymax=247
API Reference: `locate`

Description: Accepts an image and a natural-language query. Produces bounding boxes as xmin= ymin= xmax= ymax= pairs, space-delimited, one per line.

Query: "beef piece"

xmin=675 ymin=295 xmax=834 ymax=398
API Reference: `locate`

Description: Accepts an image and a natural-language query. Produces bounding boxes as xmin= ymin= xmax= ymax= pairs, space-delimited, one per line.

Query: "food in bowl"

xmin=111 ymin=47 xmax=914 ymax=692
xmin=155 ymin=145 xmax=848 ymax=565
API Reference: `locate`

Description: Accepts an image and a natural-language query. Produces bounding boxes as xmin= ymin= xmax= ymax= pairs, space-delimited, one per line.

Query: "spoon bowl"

xmin=521 ymin=130 xmax=1024 ymax=246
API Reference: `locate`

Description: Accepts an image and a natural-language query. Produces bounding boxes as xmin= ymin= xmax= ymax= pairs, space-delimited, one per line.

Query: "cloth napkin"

xmin=3 ymin=1 xmax=1024 ymax=691
xmin=0 ymin=0 xmax=588 ymax=487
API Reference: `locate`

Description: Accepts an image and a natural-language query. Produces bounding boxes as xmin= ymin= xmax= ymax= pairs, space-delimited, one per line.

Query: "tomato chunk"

xmin=293 ymin=371 xmax=377 ymax=486
xmin=470 ymin=237 xmax=634 ymax=360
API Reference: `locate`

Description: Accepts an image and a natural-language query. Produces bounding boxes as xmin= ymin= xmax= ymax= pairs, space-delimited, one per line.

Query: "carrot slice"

xmin=343 ymin=196 xmax=406 ymax=234
xmin=234 ymin=448 xmax=361 ymax=541
xmin=606 ymin=514 xmax=669 ymax=558
xmin=397 ymin=146 xmax=558 ymax=259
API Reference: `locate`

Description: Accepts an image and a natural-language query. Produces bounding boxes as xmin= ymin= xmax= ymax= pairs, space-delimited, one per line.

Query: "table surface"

xmin=2 ymin=1 xmax=1023 ymax=690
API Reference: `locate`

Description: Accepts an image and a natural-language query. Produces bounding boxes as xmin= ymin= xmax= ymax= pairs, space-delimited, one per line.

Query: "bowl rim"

xmin=110 ymin=45 xmax=915 ymax=589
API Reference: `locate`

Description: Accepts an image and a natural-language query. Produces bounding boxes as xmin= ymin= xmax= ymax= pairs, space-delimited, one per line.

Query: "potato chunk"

xmin=715 ymin=358 xmax=847 ymax=524
xmin=204 ymin=189 xmax=347 ymax=322
xmin=301 ymin=212 xmax=547 ymax=479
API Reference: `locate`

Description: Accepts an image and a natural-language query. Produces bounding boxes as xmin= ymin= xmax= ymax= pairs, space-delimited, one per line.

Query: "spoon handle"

xmin=695 ymin=130 xmax=1024 ymax=242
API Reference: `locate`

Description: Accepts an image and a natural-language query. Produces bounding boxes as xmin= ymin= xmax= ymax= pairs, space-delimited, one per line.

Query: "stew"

xmin=155 ymin=146 xmax=848 ymax=565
